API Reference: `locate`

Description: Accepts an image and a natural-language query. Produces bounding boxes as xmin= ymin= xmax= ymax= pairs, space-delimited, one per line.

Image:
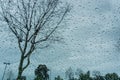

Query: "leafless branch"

xmin=23 ymin=55 xmax=30 ymax=71
xmin=0 ymin=0 xmax=71 ymax=79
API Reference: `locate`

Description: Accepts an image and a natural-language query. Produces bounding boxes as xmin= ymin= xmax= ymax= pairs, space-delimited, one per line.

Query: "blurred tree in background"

xmin=34 ymin=64 xmax=49 ymax=80
xmin=55 ymin=75 xmax=63 ymax=80
xmin=105 ymin=73 xmax=120 ymax=80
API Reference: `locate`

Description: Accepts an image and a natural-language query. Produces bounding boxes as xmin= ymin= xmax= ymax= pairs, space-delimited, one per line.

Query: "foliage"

xmin=78 ymin=71 xmax=92 ymax=80
xmin=55 ymin=75 xmax=63 ymax=80
xmin=105 ymin=73 xmax=120 ymax=80
xmin=34 ymin=64 xmax=49 ymax=80
xmin=63 ymin=67 xmax=120 ymax=80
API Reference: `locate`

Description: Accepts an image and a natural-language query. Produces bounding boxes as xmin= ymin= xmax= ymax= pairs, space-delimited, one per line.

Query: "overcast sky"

xmin=1 ymin=0 xmax=120 ymax=79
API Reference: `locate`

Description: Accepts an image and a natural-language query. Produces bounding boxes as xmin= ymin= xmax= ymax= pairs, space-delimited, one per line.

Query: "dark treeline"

xmin=64 ymin=70 xmax=120 ymax=80
xmin=34 ymin=64 xmax=120 ymax=80
xmin=56 ymin=71 xmax=120 ymax=80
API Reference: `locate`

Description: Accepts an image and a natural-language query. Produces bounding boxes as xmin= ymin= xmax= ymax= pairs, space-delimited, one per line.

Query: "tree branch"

xmin=35 ymin=5 xmax=70 ymax=43
xmin=23 ymin=55 xmax=30 ymax=71
xmin=18 ymin=40 xmax=24 ymax=54
xmin=24 ymin=43 xmax=35 ymax=58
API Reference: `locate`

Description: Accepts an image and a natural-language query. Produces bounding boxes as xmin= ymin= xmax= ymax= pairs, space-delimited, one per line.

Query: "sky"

xmin=1 ymin=0 xmax=120 ymax=79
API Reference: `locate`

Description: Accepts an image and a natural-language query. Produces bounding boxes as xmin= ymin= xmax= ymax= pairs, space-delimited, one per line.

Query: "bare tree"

xmin=65 ymin=67 xmax=74 ymax=80
xmin=0 ymin=0 xmax=71 ymax=79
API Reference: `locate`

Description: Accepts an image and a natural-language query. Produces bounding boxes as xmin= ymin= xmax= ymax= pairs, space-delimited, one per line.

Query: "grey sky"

xmin=0 ymin=0 xmax=120 ymax=79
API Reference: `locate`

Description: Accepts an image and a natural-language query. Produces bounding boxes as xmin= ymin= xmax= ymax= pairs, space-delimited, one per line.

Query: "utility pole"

xmin=2 ymin=62 xmax=10 ymax=80
xmin=49 ymin=68 xmax=51 ymax=80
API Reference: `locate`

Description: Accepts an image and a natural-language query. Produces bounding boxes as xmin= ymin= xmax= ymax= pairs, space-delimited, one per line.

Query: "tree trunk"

xmin=16 ymin=54 xmax=24 ymax=80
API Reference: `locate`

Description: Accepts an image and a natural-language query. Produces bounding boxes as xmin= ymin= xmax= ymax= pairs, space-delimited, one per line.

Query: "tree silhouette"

xmin=55 ymin=75 xmax=63 ymax=80
xmin=65 ymin=67 xmax=74 ymax=80
xmin=35 ymin=64 xmax=49 ymax=80
xmin=105 ymin=73 xmax=119 ymax=80
xmin=0 ymin=0 xmax=71 ymax=79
